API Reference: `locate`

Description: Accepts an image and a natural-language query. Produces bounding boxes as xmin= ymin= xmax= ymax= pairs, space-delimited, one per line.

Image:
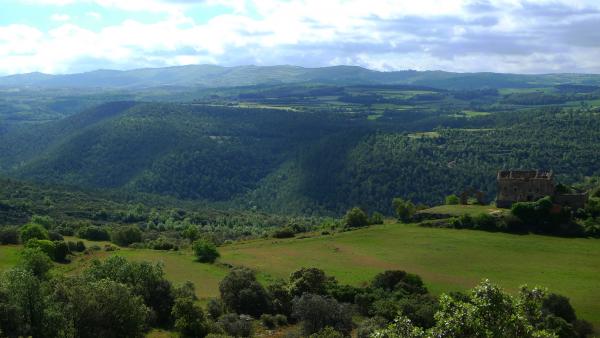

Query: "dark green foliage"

xmin=17 ymin=247 xmax=53 ymax=278
xmin=112 ymin=225 xmax=143 ymax=247
xmin=0 ymin=226 xmax=19 ymax=244
xmin=289 ymin=267 xmax=335 ymax=297
xmin=392 ymin=198 xmax=416 ymax=223
xmin=272 ymin=227 xmax=296 ymax=238
xmin=19 ymin=222 xmax=49 ymax=242
xmin=445 ymin=194 xmax=460 ymax=205
xmin=267 ymin=279 xmax=294 ymax=317
xmin=52 ymin=277 xmax=150 ymax=338
xmin=24 ymin=239 xmax=56 ymax=260
xmin=292 ymin=293 xmax=353 ymax=336
xmin=193 ymin=240 xmax=220 ymax=263
xmin=309 ymin=326 xmax=345 ymax=338
xmin=77 ymin=225 xmax=110 ymax=241
xmin=356 ymin=316 xmax=387 ymax=338
xmin=344 ymin=207 xmax=369 ymax=228
xmin=48 ymin=230 xmax=63 ymax=241
xmin=371 ymin=270 xmax=427 ymax=295
xmin=260 ymin=314 xmax=277 ymax=329
xmin=172 ymin=297 xmax=208 ymax=338
xmin=67 ymin=240 xmax=86 ymax=252
xmin=369 ymin=211 xmax=384 ymax=225
xmin=219 ymin=267 xmax=270 ymax=317
xmin=85 ymin=256 xmax=175 ymax=326
xmin=218 ymin=313 xmax=253 ymax=337
xmin=207 ymin=298 xmax=224 ymax=320
xmin=53 ymin=241 xmax=69 ymax=262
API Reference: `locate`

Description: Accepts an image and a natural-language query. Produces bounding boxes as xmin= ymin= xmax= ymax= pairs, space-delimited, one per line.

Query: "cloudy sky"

xmin=1 ymin=0 xmax=600 ymax=75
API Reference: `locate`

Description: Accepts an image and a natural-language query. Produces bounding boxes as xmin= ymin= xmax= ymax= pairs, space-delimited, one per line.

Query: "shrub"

xmin=20 ymin=223 xmax=49 ymax=242
xmin=292 ymin=293 xmax=353 ymax=336
xmin=25 ymin=239 xmax=56 ymax=260
xmin=0 ymin=226 xmax=20 ymax=244
xmin=445 ymin=194 xmax=460 ymax=205
xmin=29 ymin=215 xmax=54 ymax=229
xmin=53 ymin=241 xmax=70 ymax=262
xmin=289 ymin=267 xmax=335 ymax=297
xmin=67 ymin=241 xmax=86 ymax=252
xmin=18 ymin=247 xmax=53 ymax=278
xmin=78 ymin=226 xmax=110 ymax=241
xmin=392 ymin=198 xmax=416 ymax=223
xmin=274 ymin=314 xmax=288 ymax=326
xmin=218 ymin=313 xmax=253 ymax=337
xmin=308 ymin=326 xmax=344 ymax=338
xmin=356 ymin=316 xmax=387 ymax=338
xmin=219 ymin=267 xmax=270 ymax=317
xmin=193 ymin=240 xmax=220 ymax=263
xmin=261 ymin=314 xmax=276 ymax=329
xmin=344 ymin=207 xmax=369 ymax=228
xmin=272 ymin=227 xmax=296 ymax=238
xmin=207 ymin=298 xmax=224 ymax=320
xmin=111 ymin=226 xmax=143 ymax=247
xmin=172 ymin=297 xmax=208 ymax=338
xmin=369 ymin=212 xmax=384 ymax=225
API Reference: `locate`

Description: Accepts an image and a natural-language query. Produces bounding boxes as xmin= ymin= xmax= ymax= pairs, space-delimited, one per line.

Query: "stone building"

xmin=496 ymin=170 xmax=588 ymax=209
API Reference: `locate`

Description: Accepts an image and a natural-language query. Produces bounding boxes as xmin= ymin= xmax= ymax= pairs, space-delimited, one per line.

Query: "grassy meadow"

xmin=2 ymin=223 xmax=599 ymax=326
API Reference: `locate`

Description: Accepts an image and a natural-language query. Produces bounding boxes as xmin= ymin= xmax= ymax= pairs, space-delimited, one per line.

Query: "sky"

xmin=1 ymin=0 xmax=600 ymax=75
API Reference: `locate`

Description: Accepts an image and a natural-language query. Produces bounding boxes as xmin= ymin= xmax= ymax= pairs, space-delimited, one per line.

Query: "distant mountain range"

xmin=3 ymin=65 xmax=600 ymax=90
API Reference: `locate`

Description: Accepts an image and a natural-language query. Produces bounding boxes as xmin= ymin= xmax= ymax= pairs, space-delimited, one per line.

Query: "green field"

xmin=2 ymin=224 xmax=600 ymax=327
xmin=418 ymin=204 xmax=507 ymax=216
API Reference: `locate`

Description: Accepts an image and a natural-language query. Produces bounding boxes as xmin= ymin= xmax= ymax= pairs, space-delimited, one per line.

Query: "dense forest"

xmin=1 ymin=80 xmax=600 ymax=216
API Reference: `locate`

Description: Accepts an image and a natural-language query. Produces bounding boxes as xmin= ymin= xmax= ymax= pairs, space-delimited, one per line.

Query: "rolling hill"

xmin=4 ymin=64 xmax=600 ymax=90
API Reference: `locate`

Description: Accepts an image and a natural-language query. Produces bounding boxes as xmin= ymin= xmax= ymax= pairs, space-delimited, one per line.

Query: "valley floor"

xmin=2 ymin=223 xmax=600 ymax=327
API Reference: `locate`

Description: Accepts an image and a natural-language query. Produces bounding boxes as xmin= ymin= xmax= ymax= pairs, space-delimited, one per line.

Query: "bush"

xmin=261 ymin=314 xmax=276 ymax=329
xmin=445 ymin=194 xmax=460 ymax=205
xmin=274 ymin=314 xmax=288 ymax=326
xmin=67 ymin=241 xmax=86 ymax=252
xmin=25 ymin=239 xmax=56 ymax=260
xmin=369 ymin=212 xmax=384 ymax=225
xmin=53 ymin=241 xmax=70 ymax=262
xmin=308 ymin=326 xmax=344 ymax=338
xmin=289 ymin=267 xmax=335 ymax=297
xmin=218 ymin=314 xmax=253 ymax=337
xmin=272 ymin=227 xmax=296 ymax=238
xmin=111 ymin=226 xmax=143 ymax=247
xmin=207 ymin=298 xmax=224 ymax=320
xmin=344 ymin=207 xmax=369 ymax=228
xmin=172 ymin=297 xmax=208 ymax=338
xmin=356 ymin=316 xmax=387 ymax=338
xmin=18 ymin=247 xmax=53 ymax=278
xmin=193 ymin=240 xmax=220 ymax=263
xmin=0 ymin=226 xmax=20 ymax=244
xmin=20 ymin=223 xmax=49 ymax=242
xmin=48 ymin=231 xmax=64 ymax=241
xmin=292 ymin=293 xmax=353 ymax=336
xmin=219 ymin=267 xmax=270 ymax=317
xmin=392 ymin=198 xmax=416 ymax=223
xmin=78 ymin=226 xmax=110 ymax=241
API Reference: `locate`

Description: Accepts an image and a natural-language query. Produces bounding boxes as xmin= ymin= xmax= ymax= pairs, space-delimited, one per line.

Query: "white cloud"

xmin=51 ymin=13 xmax=71 ymax=21
xmin=3 ymin=0 xmax=600 ymax=75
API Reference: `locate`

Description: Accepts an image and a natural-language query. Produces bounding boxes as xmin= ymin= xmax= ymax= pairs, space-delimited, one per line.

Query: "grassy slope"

xmin=1 ymin=224 xmax=599 ymax=326
xmin=418 ymin=204 xmax=507 ymax=216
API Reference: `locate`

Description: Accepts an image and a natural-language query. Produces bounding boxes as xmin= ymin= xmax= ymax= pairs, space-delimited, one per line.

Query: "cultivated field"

xmin=2 ymin=223 xmax=599 ymax=326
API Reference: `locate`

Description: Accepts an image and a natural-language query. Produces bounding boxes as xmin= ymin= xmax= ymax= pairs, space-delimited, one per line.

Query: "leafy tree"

xmin=392 ymin=198 xmax=416 ymax=223
xmin=192 ymin=240 xmax=220 ymax=263
xmin=371 ymin=270 xmax=427 ymax=295
xmin=77 ymin=226 xmax=110 ymax=241
xmin=0 ymin=227 xmax=19 ymax=244
xmin=19 ymin=223 xmax=49 ymax=242
xmin=112 ymin=226 xmax=143 ymax=247
xmin=369 ymin=211 xmax=385 ymax=225
xmin=17 ymin=247 xmax=53 ymax=278
xmin=52 ymin=277 xmax=150 ymax=338
xmin=218 ymin=313 xmax=254 ymax=337
xmin=289 ymin=267 xmax=336 ymax=297
xmin=219 ymin=267 xmax=270 ymax=317
xmin=344 ymin=207 xmax=369 ymax=228
xmin=542 ymin=294 xmax=576 ymax=323
xmin=85 ymin=256 xmax=175 ymax=326
xmin=267 ymin=279 xmax=293 ymax=317
xmin=172 ymin=297 xmax=208 ymax=338
xmin=24 ymin=239 xmax=56 ymax=260
xmin=292 ymin=293 xmax=353 ymax=336
xmin=445 ymin=194 xmax=460 ymax=205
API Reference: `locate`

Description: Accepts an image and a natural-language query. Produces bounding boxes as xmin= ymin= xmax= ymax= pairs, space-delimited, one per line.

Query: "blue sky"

xmin=1 ymin=0 xmax=600 ymax=75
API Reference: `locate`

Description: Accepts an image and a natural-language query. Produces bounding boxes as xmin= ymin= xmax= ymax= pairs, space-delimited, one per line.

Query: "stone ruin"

xmin=496 ymin=170 xmax=588 ymax=209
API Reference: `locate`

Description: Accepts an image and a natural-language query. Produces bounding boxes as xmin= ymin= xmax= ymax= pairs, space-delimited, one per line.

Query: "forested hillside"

xmin=1 ymin=92 xmax=599 ymax=215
